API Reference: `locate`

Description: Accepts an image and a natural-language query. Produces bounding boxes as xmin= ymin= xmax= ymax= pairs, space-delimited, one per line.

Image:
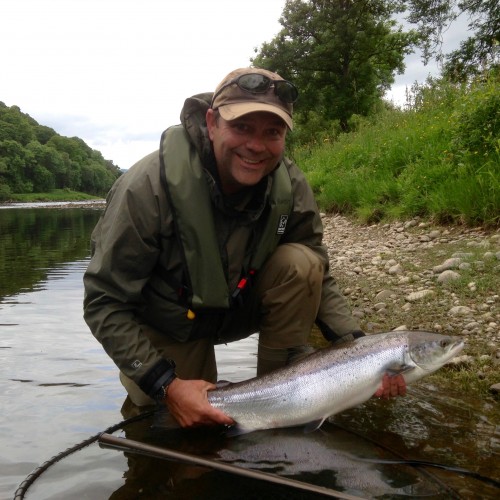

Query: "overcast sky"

xmin=2 ymin=0 xmax=466 ymax=169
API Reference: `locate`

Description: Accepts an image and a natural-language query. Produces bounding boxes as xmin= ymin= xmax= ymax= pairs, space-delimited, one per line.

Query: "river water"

xmin=1 ymin=204 xmax=498 ymax=499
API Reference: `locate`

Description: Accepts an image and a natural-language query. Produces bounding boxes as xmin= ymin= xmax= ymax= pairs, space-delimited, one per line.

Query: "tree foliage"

xmin=445 ymin=1 xmax=499 ymax=79
xmin=405 ymin=0 xmax=499 ymax=80
xmin=0 ymin=101 xmax=121 ymax=200
xmin=252 ymin=0 xmax=420 ymax=131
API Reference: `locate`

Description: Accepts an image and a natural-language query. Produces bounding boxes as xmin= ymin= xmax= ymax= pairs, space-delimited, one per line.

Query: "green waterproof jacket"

xmin=83 ymin=93 xmax=360 ymax=397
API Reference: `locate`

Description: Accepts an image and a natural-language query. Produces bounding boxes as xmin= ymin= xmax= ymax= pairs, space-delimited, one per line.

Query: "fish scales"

xmin=208 ymin=331 xmax=464 ymax=435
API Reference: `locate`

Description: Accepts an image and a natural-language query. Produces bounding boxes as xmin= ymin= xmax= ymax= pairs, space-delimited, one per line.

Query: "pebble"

xmin=489 ymin=383 xmax=500 ymax=395
xmin=449 ymin=306 xmax=473 ymax=316
xmin=375 ymin=290 xmax=394 ymax=301
xmin=433 ymin=257 xmax=462 ymax=273
xmin=406 ymin=290 xmax=435 ymax=302
xmin=437 ymin=270 xmax=461 ymax=283
xmin=388 ymin=264 xmax=403 ymax=275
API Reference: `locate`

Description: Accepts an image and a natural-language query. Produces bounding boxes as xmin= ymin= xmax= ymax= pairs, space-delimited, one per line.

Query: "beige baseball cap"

xmin=211 ymin=67 xmax=295 ymax=130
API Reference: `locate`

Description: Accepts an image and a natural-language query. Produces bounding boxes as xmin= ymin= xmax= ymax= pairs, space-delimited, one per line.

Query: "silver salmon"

xmin=208 ymin=330 xmax=464 ymax=435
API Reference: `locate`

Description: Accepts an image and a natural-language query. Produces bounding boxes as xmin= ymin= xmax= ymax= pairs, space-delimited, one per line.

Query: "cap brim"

xmin=219 ymin=102 xmax=293 ymax=130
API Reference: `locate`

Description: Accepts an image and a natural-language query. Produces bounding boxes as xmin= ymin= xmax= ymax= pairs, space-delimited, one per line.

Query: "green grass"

xmin=6 ymin=189 xmax=103 ymax=203
xmin=292 ymin=75 xmax=500 ymax=227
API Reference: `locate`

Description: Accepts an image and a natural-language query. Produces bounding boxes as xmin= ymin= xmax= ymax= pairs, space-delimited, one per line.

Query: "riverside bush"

xmin=293 ymin=74 xmax=499 ymax=227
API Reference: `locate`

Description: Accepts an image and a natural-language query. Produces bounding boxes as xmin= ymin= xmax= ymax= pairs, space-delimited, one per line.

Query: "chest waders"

xmin=159 ymin=125 xmax=292 ymax=312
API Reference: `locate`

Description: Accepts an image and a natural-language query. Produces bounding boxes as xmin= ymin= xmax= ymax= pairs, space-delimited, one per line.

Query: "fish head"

xmin=407 ymin=332 xmax=464 ymax=374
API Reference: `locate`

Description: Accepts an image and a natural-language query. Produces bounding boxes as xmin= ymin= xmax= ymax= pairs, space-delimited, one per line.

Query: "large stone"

xmin=448 ymin=306 xmax=473 ymax=316
xmin=433 ymin=258 xmax=462 ymax=273
xmin=388 ymin=263 xmax=404 ymax=275
xmin=375 ymin=289 xmax=394 ymax=301
xmin=437 ymin=270 xmax=461 ymax=283
xmin=406 ymin=290 xmax=435 ymax=302
xmin=489 ymin=383 xmax=500 ymax=395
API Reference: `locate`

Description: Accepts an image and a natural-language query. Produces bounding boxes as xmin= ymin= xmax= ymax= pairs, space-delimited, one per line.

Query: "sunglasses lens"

xmin=238 ymin=74 xmax=271 ymax=93
xmin=231 ymin=73 xmax=298 ymax=104
xmin=274 ymin=81 xmax=298 ymax=103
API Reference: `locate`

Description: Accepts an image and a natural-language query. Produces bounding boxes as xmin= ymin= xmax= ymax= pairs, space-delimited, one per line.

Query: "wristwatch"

xmin=153 ymin=361 xmax=177 ymax=403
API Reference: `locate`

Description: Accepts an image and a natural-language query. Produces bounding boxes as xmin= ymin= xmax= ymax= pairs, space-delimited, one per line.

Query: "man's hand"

xmin=374 ymin=373 xmax=407 ymax=399
xmin=165 ymin=378 xmax=234 ymax=428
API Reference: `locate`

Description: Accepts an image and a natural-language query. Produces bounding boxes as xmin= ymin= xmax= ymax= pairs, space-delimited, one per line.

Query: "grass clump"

xmin=292 ymin=73 xmax=500 ymax=227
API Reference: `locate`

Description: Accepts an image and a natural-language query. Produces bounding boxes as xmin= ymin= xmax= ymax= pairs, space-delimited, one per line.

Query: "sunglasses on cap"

xmin=212 ymin=73 xmax=299 ymax=106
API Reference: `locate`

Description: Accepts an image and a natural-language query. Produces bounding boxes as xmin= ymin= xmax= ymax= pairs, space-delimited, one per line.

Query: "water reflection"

xmin=0 ymin=206 xmax=102 ymax=299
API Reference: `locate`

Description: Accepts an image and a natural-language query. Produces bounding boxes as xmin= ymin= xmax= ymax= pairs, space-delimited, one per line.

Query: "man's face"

xmin=206 ymin=109 xmax=287 ymax=195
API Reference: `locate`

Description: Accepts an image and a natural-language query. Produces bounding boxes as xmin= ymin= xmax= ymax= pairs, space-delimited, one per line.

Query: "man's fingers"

xmin=395 ymin=374 xmax=407 ymax=396
xmin=374 ymin=373 xmax=407 ymax=399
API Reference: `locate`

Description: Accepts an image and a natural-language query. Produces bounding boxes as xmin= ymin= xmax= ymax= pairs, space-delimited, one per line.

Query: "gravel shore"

xmin=322 ymin=214 xmax=500 ymax=393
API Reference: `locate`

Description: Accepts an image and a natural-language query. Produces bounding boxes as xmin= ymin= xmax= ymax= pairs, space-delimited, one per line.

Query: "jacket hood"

xmin=180 ymin=92 xmax=214 ymax=166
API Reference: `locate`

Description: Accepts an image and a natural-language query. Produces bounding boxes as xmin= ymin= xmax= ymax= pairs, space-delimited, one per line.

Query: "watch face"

xmin=155 ymin=387 xmax=166 ymax=402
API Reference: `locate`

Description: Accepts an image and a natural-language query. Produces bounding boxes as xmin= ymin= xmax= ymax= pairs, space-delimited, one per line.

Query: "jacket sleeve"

xmin=83 ymin=152 xmax=170 ymax=394
xmin=281 ymin=159 xmax=362 ymax=343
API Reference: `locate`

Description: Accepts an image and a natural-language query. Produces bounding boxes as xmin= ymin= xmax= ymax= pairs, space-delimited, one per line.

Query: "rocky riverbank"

xmin=322 ymin=214 xmax=500 ymax=395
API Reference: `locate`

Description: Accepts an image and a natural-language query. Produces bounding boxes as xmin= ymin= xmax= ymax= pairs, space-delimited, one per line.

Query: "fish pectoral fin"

xmin=386 ymin=363 xmax=415 ymax=376
xmin=224 ymin=424 xmax=253 ymax=437
xmin=303 ymin=418 xmax=326 ymax=433
xmin=215 ymin=380 xmax=233 ymax=389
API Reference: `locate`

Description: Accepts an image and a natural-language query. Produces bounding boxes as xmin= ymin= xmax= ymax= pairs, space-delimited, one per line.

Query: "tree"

xmin=405 ymin=0 xmax=499 ymax=80
xmin=32 ymin=164 xmax=55 ymax=192
xmin=34 ymin=124 xmax=57 ymax=145
xmin=0 ymin=105 xmax=35 ymax=144
xmin=444 ymin=1 xmax=499 ymax=79
xmin=0 ymin=139 xmax=32 ymax=192
xmin=252 ymin=0 xmax=419 ymax=131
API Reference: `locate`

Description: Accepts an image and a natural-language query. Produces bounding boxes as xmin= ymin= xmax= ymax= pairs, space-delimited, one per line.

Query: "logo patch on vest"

xmin=277 ymin=214 xmax=289 ymax=235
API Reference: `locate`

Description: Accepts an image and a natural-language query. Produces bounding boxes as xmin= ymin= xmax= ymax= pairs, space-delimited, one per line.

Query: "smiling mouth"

xmin=240 ymin=156 xmax=265 ymax=166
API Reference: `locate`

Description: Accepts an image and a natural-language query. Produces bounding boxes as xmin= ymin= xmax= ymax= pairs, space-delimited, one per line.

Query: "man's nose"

xmin=245 ymin=134 xmax=266 ymax=152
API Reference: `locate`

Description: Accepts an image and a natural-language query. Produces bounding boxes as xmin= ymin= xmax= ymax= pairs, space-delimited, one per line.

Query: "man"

xmin=83 ymin=67 xmax=404 ymax=429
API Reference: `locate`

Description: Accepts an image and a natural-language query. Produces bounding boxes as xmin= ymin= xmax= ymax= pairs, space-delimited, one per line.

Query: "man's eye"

xmin=232 ymin=123 xmax=250 ymax=132
xmin=268 ymin=128 xmax=284 ymax=138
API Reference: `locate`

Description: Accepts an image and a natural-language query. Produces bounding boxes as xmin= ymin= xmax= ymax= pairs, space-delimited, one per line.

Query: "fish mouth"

xmin=442 ymin=337 xmax=465 ymax=357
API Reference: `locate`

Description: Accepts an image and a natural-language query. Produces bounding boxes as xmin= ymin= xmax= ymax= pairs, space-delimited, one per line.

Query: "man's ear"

xmin=206 ymin=108 xmax=216 ymax=141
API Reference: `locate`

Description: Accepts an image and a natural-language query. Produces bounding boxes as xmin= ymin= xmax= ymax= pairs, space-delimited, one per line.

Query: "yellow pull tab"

xmin=187 ymin=309 xmax=196 ymax=320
